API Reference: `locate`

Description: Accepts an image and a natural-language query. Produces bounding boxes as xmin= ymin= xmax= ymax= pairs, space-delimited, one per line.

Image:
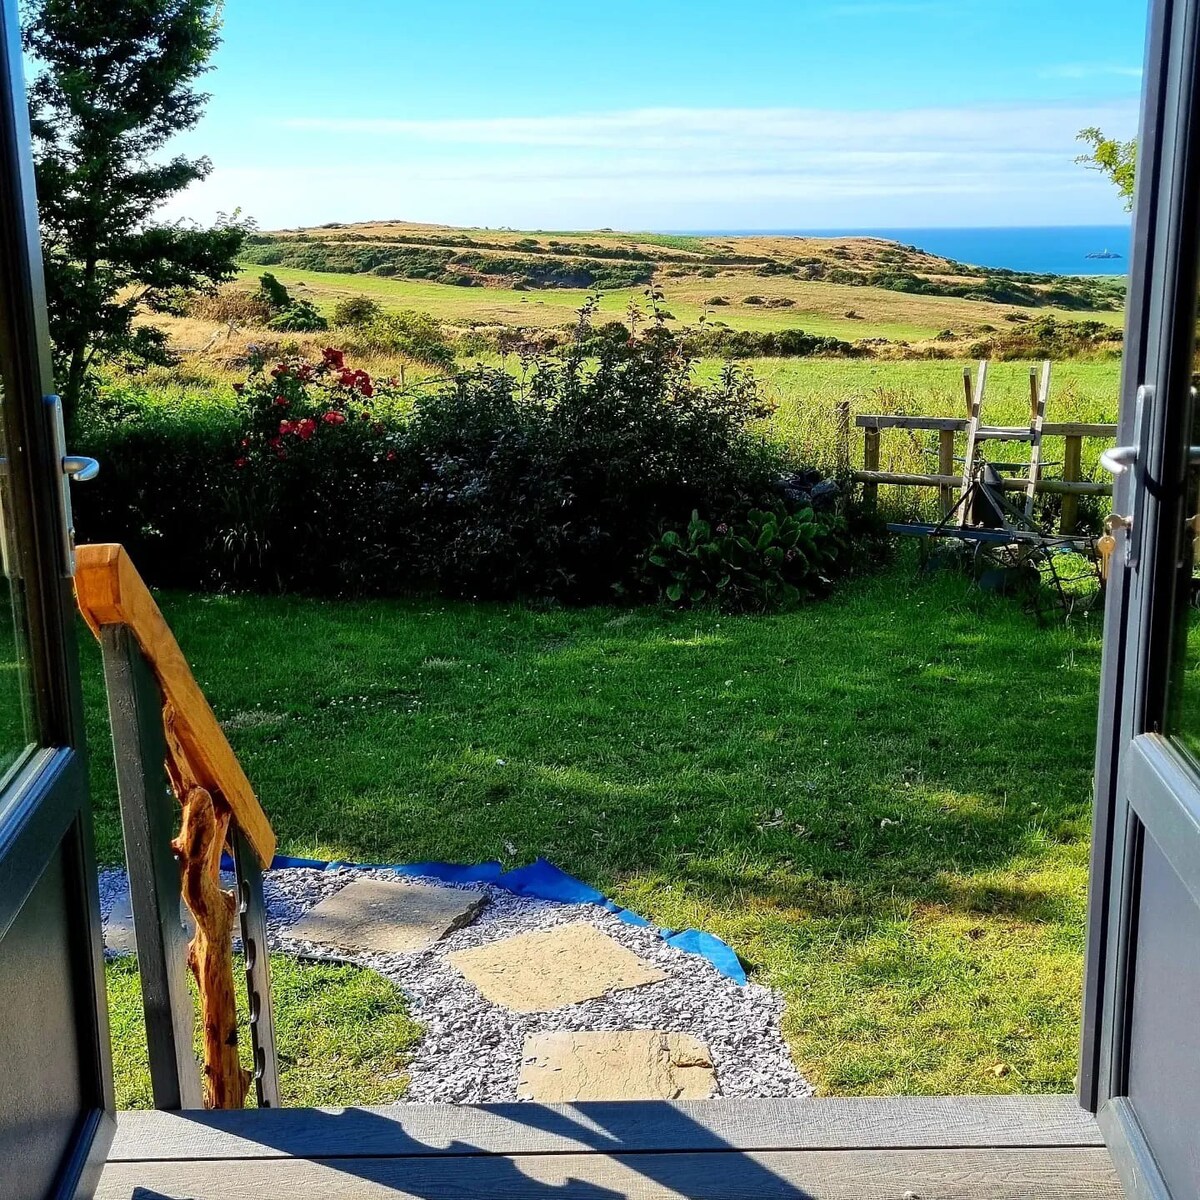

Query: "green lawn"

xmin=86 ymin=559 xmax=1103 ymax=1097
xmin=107 ymin=954 xmax=420 ymax=1109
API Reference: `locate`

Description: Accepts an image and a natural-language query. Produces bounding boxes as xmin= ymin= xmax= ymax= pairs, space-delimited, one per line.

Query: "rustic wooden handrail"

xmin=76 ymin=543 xmax=279 ymax=1111
xmin=75 ymin=544 xmax=275 ymax=866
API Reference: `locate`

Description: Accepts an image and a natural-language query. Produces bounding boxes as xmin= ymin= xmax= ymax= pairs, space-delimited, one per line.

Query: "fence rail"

xmin=845 ymin=408 xmax=1117 ymax=534
xmin=76 ymin=543 xmax=279 ymax=1111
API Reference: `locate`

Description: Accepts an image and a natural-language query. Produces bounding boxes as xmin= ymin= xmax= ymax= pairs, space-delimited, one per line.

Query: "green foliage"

xmin=239 ymin=239 xmax=654 ymax=290
xmin=646 ymin=507 xmax=844 ymax=611
xmin=266 ymin=300 xmax=328 ymax=332
xmin=685 ymin=325 xmax=857 ymax=359
xmin=340 ymin=309 xmax=455 ymax=366
xmin=967 ymin=314 xmax=1123 ymax=361
xmin=332 ymin=295 xmax=384 ymax=327
xmin=1077 ymin=127 xmax=1137 ymax=209
xmin=257 ymin=271 xmax=293 ymax=311
xmin=75 ymin=327 xmax=823 ymax=602
xmin=23 ymin=0 xmax=245 ymax=421
xmin=257 ymin=272 xmax=328 ymax=331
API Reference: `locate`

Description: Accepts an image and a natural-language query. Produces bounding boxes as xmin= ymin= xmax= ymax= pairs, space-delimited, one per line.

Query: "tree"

xmin=1076 ymin=127 xmax=1137 ymax=209
xmin=22 ymin=0 xmax=245 ymax=421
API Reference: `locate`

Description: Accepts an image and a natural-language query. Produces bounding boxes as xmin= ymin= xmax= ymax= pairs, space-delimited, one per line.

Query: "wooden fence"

xmin=841 ymin=408 xmax=1117 ymax=534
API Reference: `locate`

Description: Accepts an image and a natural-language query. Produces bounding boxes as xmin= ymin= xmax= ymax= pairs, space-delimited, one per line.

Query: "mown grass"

xmin=107 ymin=953 xmax=420 ymax=1109
xmin=85 ymin=559 xmax=1103 ymax=1096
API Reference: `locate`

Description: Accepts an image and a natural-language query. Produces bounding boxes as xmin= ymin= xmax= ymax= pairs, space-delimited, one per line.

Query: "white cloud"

xmin=1040 ymin=64 xmax=1143 ymax=80
xmin=164 ymin=101 xmax=1140 ymax=229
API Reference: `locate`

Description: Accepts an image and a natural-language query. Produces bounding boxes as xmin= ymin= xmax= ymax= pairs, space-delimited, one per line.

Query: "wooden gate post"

xmin=863 ymin=426 xmax=881 ymax=509
xmin=938 ymin=429 xmax=956 ymax=518
xmin=1061 ymin=434 xmax=1083 ymax=534
xmin=835 ymin=399 xmax=851 ymax=478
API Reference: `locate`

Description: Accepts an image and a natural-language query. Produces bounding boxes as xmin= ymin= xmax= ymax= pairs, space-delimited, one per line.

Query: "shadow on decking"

xmin=128 ymin=1102 xmax=813 ymax=1199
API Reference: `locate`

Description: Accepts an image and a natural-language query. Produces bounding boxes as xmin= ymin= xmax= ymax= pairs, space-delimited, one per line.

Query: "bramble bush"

xmin=75 ymin=305 xmax=858 ymax=604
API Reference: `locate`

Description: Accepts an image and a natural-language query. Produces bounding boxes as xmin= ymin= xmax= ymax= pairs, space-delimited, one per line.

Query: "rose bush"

xmin=75 ymin=314 xmax=864 ymax=603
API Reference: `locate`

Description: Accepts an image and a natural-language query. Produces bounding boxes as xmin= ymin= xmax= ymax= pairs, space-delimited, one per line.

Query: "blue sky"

xmin=162 ymin=0 xmax=1148 ymax=231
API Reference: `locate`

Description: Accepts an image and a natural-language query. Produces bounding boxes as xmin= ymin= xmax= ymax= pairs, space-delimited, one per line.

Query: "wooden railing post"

xmin=862 ymin=426 xmax=881 ymax=509
xmin=99 ymin=624 xmax=202 ymax=1110
xmin=938 ymin=429 xmax=956 ymax=518
xmin=835 ymin=399 xmax=851 ymax=478
xmin=1061 ymin=434 xmax=1083 ymax=534
xmin=232 ymin=827 xmax=281 ymax=1108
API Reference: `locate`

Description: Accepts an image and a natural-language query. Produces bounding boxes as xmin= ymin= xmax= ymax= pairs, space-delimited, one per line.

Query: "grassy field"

xmin=240 ymin=263 xmax=1124 ymax=347
xmin=87 ymin=559 xmax=1103 ymax=1097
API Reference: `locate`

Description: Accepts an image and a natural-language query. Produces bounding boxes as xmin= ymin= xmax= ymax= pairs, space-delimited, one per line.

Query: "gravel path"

xmin=101 ymin=865 xmax=812 ymax=1103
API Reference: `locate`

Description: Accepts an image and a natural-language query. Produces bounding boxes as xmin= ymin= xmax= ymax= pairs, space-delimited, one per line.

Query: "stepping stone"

xmin=447 ymin=921 xmax=667 ymax=1012
xmin=104 ymin=889 xmax=194 ymax=956
xmin=286 ymin=879 xmax=487 ymax=955
xmin=517 ymin=1030 xmax=716 ymax=1102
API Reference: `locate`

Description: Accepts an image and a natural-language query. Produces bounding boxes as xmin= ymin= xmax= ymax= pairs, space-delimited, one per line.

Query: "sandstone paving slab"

xmin=286 ymin=878 xmax=487 ymax=955
xmin=104 ymin=888 xmax=194 ymax=956
xmin=517 ymin=1030 xmax=717 ymax=1101
xmin=447 ymin=921 xmax=667 ymax=1012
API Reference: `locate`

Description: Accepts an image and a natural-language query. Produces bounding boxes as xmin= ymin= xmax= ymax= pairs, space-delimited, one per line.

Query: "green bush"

xmin=645 ymin=507 xmax=845 ymax=611
xmin=77 ymin=323 xmax=844 ymax=603
xmin=339 ymin=310 xmax=455 ymax=367
xmin=331 ymin=295 xmax=384 ymax=327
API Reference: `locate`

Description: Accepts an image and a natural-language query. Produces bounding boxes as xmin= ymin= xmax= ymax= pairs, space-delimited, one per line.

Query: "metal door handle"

xmin=1099 ymin=445 xmax=1138 ymax=475
xmin=62 ymin=455 xmax=99 ymax=481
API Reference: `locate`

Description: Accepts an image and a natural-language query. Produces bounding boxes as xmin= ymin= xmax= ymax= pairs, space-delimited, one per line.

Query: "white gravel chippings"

xmin=103 ymin=864 xmax=813 ymax=1104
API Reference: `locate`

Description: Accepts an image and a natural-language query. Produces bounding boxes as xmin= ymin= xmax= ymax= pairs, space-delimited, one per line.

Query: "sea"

xmin=674 ymin=225 xmax=1132 ymax=278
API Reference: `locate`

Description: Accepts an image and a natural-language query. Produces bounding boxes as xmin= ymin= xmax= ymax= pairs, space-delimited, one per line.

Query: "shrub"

xmin=332 ymin=295 xmax=384 ymax=327
xmin=339 ymin=310 xmax=456 ymax=367
xmin=257 ymin=272 xmax=328 ymax=332
xmin=188 ymin=287 xmax=272 ymax=326
xmin=644 ymin=507 xmax=845 ymax=611
xmin=76 ymin=328 xmax=817 ymax=603
xmin=266 ymin=300 xmax=328 ymax=332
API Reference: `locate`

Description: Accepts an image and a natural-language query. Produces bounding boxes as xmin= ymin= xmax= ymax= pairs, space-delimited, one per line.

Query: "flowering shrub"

xmin=75 ymin=325 xmax=861 ymax=603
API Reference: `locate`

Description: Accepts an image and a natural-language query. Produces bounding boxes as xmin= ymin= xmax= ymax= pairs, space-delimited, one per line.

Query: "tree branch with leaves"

xmin=1076 ymin=127 xmax=1137 ymax=210
xmin=21 ymin=0 xmax=247 ymax=423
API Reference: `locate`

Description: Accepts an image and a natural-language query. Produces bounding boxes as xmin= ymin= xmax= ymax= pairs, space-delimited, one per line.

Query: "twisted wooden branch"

xmin=166 ymin=705 xmax=249 ymax=1109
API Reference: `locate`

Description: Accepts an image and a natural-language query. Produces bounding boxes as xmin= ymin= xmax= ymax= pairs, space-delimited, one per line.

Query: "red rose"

xmin=322 ymin=348 xmax=345 ymax=369
xmin=239 ymin=438 xmax=250 ymax=448
xmin=270 ymin=364 xmax=288 ymax=379
xmin=234 ymin=457 xmax=248 ymax=468
xmin=386 ymin=450 xmax=396 ymax=461
xmin=268 ymin=436 xmax=282 ymax=449
xmin=297 ymin=418 xmax=316 ymax=441
xmin=275 ymin=395 xmax=289 ymax=407
xmin=278 ymin=420 xmax=294 ymax=435
xmin=359 ymin=381 xmax=374 ymax=398
xmin=338 ymin=368 xmax=356 ymax=388
xmin=322 ymin=411 xmax=346 ymax=425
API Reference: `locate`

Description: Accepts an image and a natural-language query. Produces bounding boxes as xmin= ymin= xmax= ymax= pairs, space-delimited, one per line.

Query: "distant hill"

xmin=242 ymin=220 xmax=1125 ymax=313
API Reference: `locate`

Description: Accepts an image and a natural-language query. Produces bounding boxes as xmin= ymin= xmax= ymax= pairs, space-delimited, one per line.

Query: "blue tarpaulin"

xmin=262 ymin=853 xmax=747 ymax=984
